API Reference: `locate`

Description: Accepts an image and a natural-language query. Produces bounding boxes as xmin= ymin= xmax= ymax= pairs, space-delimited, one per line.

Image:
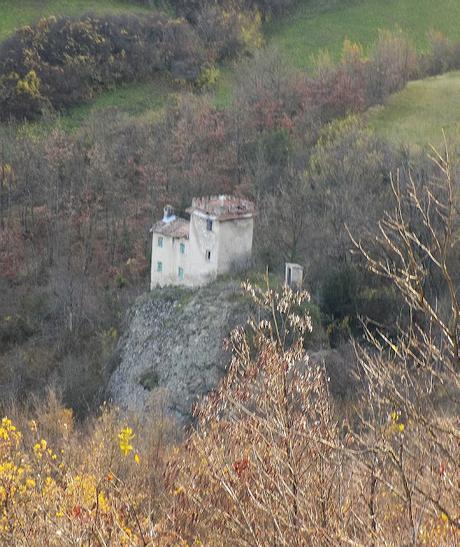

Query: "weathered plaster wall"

xmin=186 ymin=212 xmax=219 ymax=286
xmin=217 ymin=217 xmax=254 ymax=275
xmin=151 ymin=233 xmax=191 ymax=288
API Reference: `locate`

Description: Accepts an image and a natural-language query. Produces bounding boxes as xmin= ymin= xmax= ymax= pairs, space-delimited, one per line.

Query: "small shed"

xmin=285 ymin=263 xmax=303 ymax=289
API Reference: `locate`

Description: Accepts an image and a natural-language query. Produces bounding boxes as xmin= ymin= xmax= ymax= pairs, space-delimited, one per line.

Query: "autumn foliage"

xmin=0 ymin=393 xmax=173 ymax=545
xmin=3 ymin=208 xmax=460 ymax=544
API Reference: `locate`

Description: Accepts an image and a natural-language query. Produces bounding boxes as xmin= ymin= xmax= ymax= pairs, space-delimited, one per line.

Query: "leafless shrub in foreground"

xmin=161 ymin=279 xmax=358 ymax=545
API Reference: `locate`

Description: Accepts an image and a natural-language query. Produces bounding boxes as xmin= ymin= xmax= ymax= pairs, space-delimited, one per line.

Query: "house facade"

xmin=150 ymin=196 xmax=255 ymax=289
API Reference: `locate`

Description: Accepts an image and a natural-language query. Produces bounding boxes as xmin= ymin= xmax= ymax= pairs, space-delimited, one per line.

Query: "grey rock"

xmin=106 ymin=280 xmax=250 ymax=425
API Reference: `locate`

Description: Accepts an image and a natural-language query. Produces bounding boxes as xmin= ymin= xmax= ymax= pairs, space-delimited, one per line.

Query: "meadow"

xmin=57 ymin=77 xmax=174 ymax=131
xmin=368 ymin=70 xmax=460 ymax=148
xmin=267 ymin=0 xmax=460 ymax=69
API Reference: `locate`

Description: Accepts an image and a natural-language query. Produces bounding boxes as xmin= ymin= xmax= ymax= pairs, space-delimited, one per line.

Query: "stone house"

xmin=150 ymin=195 xmax=255 ymax=288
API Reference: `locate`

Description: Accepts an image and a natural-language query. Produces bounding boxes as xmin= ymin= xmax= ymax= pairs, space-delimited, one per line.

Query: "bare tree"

xmin=349 ymin=142 xmax=460 ymax=543
xmin=164 ymin=278 xmax=353 ymax=545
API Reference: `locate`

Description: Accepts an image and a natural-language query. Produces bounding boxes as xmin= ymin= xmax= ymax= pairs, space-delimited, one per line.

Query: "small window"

xmin=157 ymin=237 xmax=163 ymax=248
xmin=205 ymin=250 xmax=211 ymax=261
xmin=179 ymin=242 xmax=185 ymax=255
xmin=206 ymin=219 xmax=213 ymax=231
xmin=178 ymin=267 xmax=184 ymax=280
xmin=157 ymin=261 xmax=163 ymax=273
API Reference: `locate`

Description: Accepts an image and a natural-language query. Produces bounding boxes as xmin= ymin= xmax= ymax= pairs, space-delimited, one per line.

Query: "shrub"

xmin=196 ymin=63 xmax=221 ymax=89
xmin=163 ymin=280 xmax=344 ymax=543
xmin=0 ymin=394 xmax=174 ymax=545
xmin=195 ymin=4 xmax=262 ymax=60
xmin=309 ymin=48 xmax=367 ymax=122
xmin=0 ymin=314 xmax=35 ymax=348
xmin=366 ymin=29 xmax=417 ymax=104
xmin=171 ymin=0 xmax=299 ymax=20
xmin=0 ymin=13 xmax=207 ymax=120
xmin=419 ymin=30 xmax=460 ymax=76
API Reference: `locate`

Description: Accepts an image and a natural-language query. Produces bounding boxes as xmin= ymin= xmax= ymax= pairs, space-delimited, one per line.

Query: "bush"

xmin=419 ymin=30 xmax=460 ymax=76
xmin=195 ymin=4 xmax=262 ymax=60
xmin=170 ymin=0 xmax=299 ymax=21
xmin=0 ymin=395 xmax=174 ymax=545
xmin=0 ymin=314 xmax=35 ymax=348
xmin=366 ymin=29 xmax=416 ymax=104
xmin=0 ymin=13 xmax=207 ymax=120
xmin=309 ymin=32 xmax=416 ymax=120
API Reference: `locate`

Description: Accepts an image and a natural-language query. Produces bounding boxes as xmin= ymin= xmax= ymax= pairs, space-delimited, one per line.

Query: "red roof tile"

xmin=152 ymin=218 xmax=189 ymax=239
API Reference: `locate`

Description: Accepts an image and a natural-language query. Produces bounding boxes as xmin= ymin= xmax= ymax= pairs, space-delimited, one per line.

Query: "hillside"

xmin=1 ymin=0 xmax=460 ymax=144
xmin=0 ymin=0 xmax=176 ymax=128
xmin=3 ymin=0 xmax=460 ymax=129
xmin=2 ymin=2 xmax=460 ymax=543
xmin=217 ymin=0 xmax=460 ymax=133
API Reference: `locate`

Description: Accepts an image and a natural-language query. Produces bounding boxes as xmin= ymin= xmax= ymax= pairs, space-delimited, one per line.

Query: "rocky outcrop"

xmin=106 ymin=280 xmax=250 ymax=424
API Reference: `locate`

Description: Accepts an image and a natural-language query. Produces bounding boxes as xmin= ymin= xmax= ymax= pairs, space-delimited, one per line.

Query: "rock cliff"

xmin=106 ymin=280 xmax=250 ymax=424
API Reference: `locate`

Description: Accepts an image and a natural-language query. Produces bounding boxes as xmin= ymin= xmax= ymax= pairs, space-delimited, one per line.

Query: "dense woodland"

xmin=1 ymin=0 xmax=460 ymax=543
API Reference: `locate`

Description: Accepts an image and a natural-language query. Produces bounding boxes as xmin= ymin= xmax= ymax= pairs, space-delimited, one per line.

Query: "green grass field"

xmin=63 ymin=77 xmax=174 ymax=130
xmin=368 ymin=71 xmax=460 ymax=148
xmin=267 ymin=0 xmax=460 ymax=69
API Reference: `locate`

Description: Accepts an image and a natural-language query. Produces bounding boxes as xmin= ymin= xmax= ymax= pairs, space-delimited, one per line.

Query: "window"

xmin=157 ymin=236 xmax=163 ymax=248
xmin=206 ymin=219 xmax=213 ymax=231
xmin=157 ymin=261 xmax=163 ymax=273
xmin=205 ymin=250 xmax=211 ymax=261
xmin=178 ymin=267 xmax=184 ymax=280
xmin=179 ymin=242 xmax=185 ymax=255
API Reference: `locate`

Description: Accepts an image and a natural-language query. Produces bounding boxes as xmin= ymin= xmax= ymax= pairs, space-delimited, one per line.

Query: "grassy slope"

xmin=267 ymin=0 xmax=460 ymax=69
xmin=217 ymin=0 xmax=460 ymax=124
xmin=259 ymin=0 xmax=460 ymax=147
xmin=60 ymin=77 xmax=174 ymax=130
xmin=368 ymin=71 xmax=460 ymax=148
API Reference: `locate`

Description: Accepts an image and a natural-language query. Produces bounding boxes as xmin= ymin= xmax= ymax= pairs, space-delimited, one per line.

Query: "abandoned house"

xmin=150 ymin=195 xmax=255 ymax=288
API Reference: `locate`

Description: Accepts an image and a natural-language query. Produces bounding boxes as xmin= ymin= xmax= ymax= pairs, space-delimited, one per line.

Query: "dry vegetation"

xmin=2 ymin=147 xmax=460 ymax=543
xmin=2 ymin=2 xmax=460 ymax=543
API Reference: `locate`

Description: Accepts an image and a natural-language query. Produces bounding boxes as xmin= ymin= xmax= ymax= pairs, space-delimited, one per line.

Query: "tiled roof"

xmin=152 ymin=218 xmax=189 ymax=239
xmin=186 ymin=195 xmax=255 ymax=221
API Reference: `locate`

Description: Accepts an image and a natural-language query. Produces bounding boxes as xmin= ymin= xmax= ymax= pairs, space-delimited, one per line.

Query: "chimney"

xmin=163 ymin=205 xmax=175 ymax=223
